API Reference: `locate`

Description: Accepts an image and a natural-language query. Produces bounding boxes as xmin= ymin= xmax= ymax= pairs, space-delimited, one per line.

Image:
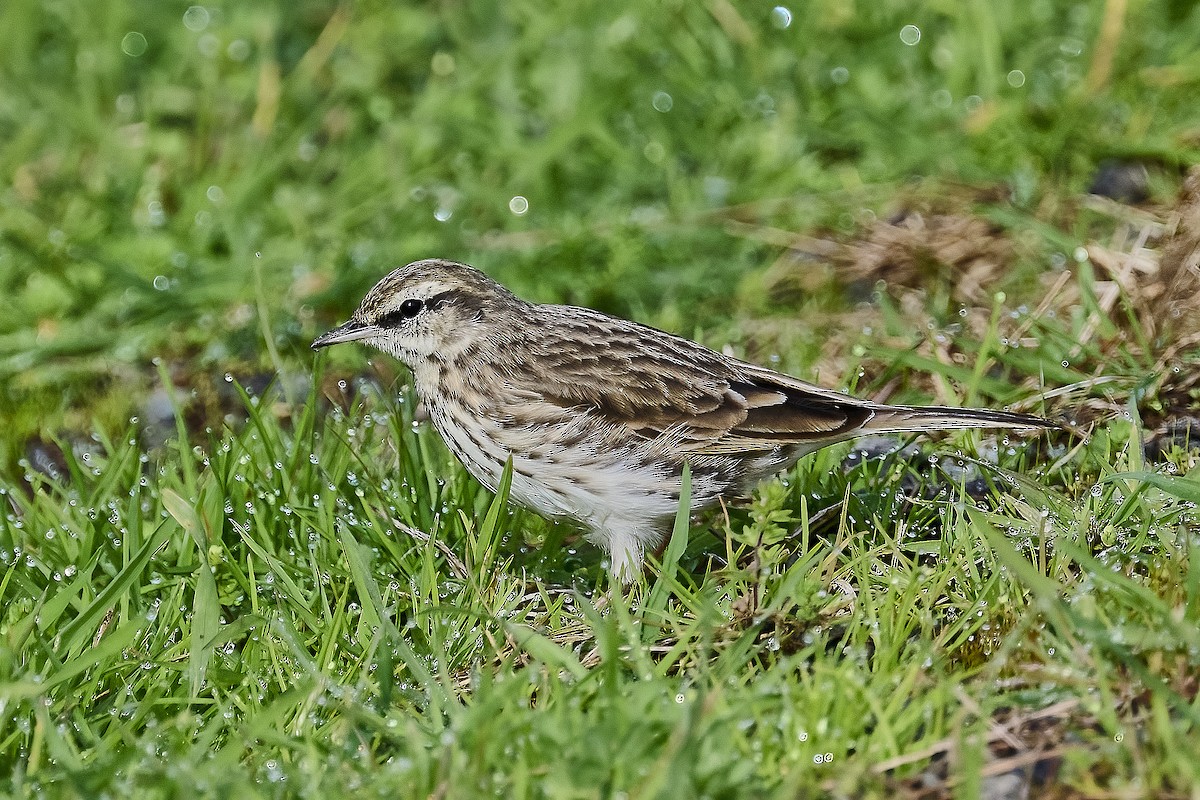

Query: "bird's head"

xmin=312 ymin=259 xmax=521 ymax=364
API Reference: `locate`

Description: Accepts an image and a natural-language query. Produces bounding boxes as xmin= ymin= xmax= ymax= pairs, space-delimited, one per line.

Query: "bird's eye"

xmin=377 ymin=298 xmax=425 ymax=328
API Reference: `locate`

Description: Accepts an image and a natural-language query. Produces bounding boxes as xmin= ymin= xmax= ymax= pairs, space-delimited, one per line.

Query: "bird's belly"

xmin=429 ymin=411 xmax=691 ymax=529
xmin=509 ymin=450 xmax=683 ymax=530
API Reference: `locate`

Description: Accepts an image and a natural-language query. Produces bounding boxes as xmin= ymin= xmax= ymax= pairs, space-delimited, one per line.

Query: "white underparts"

xmin=428 ymin=404 xmax=703 ymax=582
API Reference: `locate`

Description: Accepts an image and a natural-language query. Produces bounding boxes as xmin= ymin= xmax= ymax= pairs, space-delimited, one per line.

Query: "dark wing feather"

xmin=507 ymin=306 xmax=874 ymax=453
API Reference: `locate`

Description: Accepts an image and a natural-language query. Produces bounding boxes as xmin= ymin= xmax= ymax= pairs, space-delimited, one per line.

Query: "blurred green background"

xmin=3 ymin=0 xmax=1197 ymax=450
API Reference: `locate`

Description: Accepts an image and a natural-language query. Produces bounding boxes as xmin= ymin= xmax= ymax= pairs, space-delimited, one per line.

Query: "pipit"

xmin=313 ymin=259 xmax=1051 ymax=581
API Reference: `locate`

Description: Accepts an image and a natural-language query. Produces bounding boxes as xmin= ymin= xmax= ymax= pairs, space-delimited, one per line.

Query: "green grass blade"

xmin=57 ymin=521 xmax=172 ymax=656
xmin=1104 ymin=471 xmax=1200 ymax=504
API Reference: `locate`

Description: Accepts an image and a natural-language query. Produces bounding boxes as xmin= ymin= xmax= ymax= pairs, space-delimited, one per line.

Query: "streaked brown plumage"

xmin=313 ymin=258 xmax=1051 ymax=580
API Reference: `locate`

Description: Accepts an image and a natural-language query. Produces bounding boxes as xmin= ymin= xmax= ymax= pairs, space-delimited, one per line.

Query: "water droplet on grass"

xmin=182 ymin=6 xmax=210 ymax=31
xmin=121 ymin=32 xmax=148 ymax=57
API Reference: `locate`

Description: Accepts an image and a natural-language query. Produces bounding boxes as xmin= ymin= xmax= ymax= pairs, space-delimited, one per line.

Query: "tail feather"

xmin=864 ymin=405 xmax=1053 ymax=434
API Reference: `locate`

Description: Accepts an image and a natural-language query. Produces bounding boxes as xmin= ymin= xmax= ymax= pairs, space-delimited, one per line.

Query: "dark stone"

xmin=1089 ymin=160 xmax=1150 ymax=204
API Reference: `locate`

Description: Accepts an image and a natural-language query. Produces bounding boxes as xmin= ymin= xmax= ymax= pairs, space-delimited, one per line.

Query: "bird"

xmin=312 ymin=258 xmax=1051 ymax=582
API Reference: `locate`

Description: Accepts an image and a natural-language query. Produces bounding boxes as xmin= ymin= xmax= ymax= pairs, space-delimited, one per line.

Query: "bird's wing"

xmin=505 ymin=307 xmax=874 ymax=454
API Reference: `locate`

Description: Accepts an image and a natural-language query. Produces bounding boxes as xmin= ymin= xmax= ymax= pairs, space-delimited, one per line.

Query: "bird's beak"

xmin=311 ymin=320 xmax=376 ymax=350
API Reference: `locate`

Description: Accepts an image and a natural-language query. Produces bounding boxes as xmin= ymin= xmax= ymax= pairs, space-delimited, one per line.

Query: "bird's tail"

xmin=863 ymin=404 xmax=1053 ymax=434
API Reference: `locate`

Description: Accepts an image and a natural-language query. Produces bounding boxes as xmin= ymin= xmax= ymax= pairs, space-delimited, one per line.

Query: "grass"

xmin=3 ymin=0 xmax=1200 ymax=797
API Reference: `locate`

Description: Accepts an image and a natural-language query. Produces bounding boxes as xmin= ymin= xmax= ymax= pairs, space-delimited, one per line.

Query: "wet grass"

xmin=3 ymin=0 xmax=1200 ymax=797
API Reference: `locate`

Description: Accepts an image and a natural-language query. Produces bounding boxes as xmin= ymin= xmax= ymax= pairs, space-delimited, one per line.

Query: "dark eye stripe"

xmin=375 ymin=289 xmax=483 ymax=328
xmin=423 ymin=291 xmax=454 ymax=311
xmin=377 ymin=298 xmax=424 ymax=328
xmin=427 ymin=289 xmax=484 ymax=315
xmin=376 ymin=310 xmax=405 ymax=328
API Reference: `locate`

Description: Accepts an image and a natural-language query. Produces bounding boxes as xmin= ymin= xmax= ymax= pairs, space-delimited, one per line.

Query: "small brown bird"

xmin=313 ymin=259 xmax=1050 ymax=581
